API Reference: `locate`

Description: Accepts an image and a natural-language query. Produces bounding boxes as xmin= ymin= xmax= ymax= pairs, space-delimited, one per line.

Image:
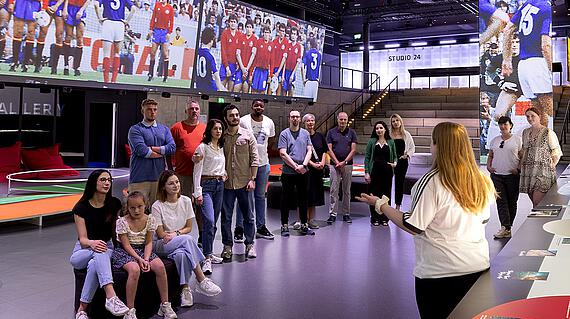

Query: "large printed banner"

xmin=479 ymin=0 xmax=553 ymax=157
xmin=194 ymin=0 xmax=326 ymax=101
xmin=0 ymin=0 xmax=198 ymax=89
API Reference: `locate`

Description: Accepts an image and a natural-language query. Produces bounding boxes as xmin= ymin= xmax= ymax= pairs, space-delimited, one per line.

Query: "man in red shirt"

xmin=250 ymin=25 xmax=272 ymax=94
xmin=62 ymin=0 xmax=88 ymax=76
xmin=283 ymin=26 xmax=303 ymax=97
xmin=148 ymin=0 xmax=174 ymax=82
xmin=270 ymin=23 xmax=288 ymax=96
xmin=219 ymin=14 xmax=242 ymax=91
xmin=170 ymin=99 xmax=206 ymax=244
xmin=235 ymin=19 xmax=257 ymax=94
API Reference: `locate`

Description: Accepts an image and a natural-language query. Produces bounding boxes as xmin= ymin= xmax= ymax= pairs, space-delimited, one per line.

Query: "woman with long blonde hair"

xmin=390 ymin=114 xmax=415 ymax=210
xmin=357 ymin=122 xmax=495 ymax=319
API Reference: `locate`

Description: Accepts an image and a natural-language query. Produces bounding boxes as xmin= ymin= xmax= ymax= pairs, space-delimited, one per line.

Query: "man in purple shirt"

xmin=326 ymin=112 xmax=357 ymax=224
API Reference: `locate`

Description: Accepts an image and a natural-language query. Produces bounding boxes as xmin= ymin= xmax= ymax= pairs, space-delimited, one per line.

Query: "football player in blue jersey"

xmin=94 ymin=0 xmax=136 ymax=83
xmin=195 ymin=26 xmax=226 ymax=92
xmin=479 ymin=0 xmax=511 ymax=45
xmin=43 ymin=0 xmax=65 ymax=74
xmin=301 ymin=37 xmax=321 ymax=101
xmin=502 ymin=0 xmax=552 ymax=126
xmin=10 ymin=0 xmax=42 ymax=72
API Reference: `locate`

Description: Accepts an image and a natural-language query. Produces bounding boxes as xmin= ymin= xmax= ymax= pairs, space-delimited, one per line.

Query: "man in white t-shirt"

xmin=235 ymin=99 xmax=276 ymax=240
xmin=487 ymin=116 xmax=522 ymax=239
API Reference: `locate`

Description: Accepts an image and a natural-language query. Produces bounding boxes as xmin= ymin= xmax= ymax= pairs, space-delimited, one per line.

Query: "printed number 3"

xmin=310 ymin=53 xmax=318 ymax=70
xmin=110 ymin=0 xmax=121 ymax=10
xmin=519 ymin=4 xmax=539 ymax=36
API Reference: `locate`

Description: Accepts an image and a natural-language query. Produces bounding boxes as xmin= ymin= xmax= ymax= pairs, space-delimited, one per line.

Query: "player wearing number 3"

xmin=94 ymin=0 xmax=136 ymax=83
xmin=301 ymin=37 xmax=321 ymax=101
xmin=502 ymin=0 xmax=552 ymax=126
xmin=195 ymin=26 xmax=225 ymax=92
xmin=147 ymin=0 xmax=174 ymax=83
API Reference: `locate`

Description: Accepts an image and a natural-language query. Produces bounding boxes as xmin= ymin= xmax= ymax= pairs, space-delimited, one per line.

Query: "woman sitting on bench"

xmin=70 ymin=170 xmax=130 ymax=319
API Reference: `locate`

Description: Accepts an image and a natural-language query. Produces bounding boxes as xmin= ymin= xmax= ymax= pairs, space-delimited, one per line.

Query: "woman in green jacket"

xmin=364 ymin=121 xmax=397 ymax=226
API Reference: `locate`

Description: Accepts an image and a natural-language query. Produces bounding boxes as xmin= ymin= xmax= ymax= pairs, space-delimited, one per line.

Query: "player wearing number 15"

xmin=148 ymin=0 xmax=174 ymax=83
xmin=94 ymin=0 xmax=136 ymax=83
xmin=502 ymin=0 xmax=552 ymax=126
xmin=195 ymin=27 xmax=225 ymax=92
xmin=301 ymin=37 xmax=321 ymax=101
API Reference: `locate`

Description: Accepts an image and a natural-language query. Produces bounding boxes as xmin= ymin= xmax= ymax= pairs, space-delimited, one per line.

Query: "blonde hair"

xmin=390 ymin=114 xmax=405 ymax=138
xmin=432 ymin=122 xmax=495 ymax=213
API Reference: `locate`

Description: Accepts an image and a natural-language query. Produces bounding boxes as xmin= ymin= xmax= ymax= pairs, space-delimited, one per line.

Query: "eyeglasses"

xmin=98 ymin=177 xmax=113 ymax=183
xmin=499 ymin=140 xmax=505 ymax=149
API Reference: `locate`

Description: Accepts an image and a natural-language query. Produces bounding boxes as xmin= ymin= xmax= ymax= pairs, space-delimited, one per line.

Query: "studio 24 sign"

xmin=388 ymin=54 xmax=422 ymax=62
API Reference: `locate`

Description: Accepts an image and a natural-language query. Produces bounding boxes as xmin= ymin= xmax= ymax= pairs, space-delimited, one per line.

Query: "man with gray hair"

xmin=325 ymin=112 xmax=357 ymax=224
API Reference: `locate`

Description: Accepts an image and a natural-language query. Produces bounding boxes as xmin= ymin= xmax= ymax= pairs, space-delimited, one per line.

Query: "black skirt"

xmin=307 ymin=166 xmax=325 ymax=207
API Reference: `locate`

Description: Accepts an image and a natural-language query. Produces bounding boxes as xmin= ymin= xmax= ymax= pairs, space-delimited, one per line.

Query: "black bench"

xmin=409 ymin=66 xmax=479 ymax=89
xmin=74 ymin=258 xmax=181 ymax=319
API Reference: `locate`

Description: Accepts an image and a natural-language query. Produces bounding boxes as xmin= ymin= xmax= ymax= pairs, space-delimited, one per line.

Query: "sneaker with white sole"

xmin=105 ymin=296 xmax=129 ymax=316
xmin=221 ymin=245 xmax=232 ymax=261
xmin=233 ymin=226 xmax=245 ymax=243
xmin=157 ymin=302 xmax=177 ymax=318
xmin=246 ymin=244 xmax=257 ymax=258
xmin=123 ymin=308 xmax=137 ymax=319
xmin=256 ymin=225 xmax=275 ymax=240
xmin=202 ymin=258 xmax=212 ymax=275
xmin=493 ymin=226 xmax=512 ymax=239
xmin=180 ymin=287 xmax=193 ymax=307
xmin=75 ymin=311 xmax=89 ymax=319
xmin=195 ymin=278 xmax=222 ymax=296
xmin=209 ymin=254 xmax=224 ymax=264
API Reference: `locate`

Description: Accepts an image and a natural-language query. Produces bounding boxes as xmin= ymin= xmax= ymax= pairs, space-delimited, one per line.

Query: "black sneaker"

xmin=74 ymin=69 xmax=81 ymax=76
xmin=281 ymin=225 xmax=290 ymax=237
xmin=300 ymin=224 xmax=315 ymax=236
xmin=34 ymin=65 xmax=41 ymax=73
xmin=343 ymin=215 xmax=352 ymax=224
xmin=326 ymin=215 xmax=336 ymax=224
xmin=21 ymin=64 xmax=28 ymax=72
xmin=63 ymin=68 xmax=69 ymax=75
xmin=50 ymin=67 xmax=57 ymax=75
xmin=233 ymin=226 xmax=245 ymax=243
xmin=256 ymin=225 xmax=275 ymax=240
xmin=9 ymin=63 xmax=17 ymax=71
xmin=147 ymin=74 xmax=153 ymax=81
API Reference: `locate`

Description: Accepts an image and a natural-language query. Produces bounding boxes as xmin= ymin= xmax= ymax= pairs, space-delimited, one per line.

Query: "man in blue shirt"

xmin=278 ymin=110 xmax=313 ymax=236
xmin=502 ymin=0 xmax=552 ymax=126
xmin=326 ymin=112 xmax=357 ymax=224
xmin=128 ymin=99 xmax=176 ymax=203
xmin=195 ymin=26 xmax=225 ymax=92
xmin=301 ymin=37 xmax=321 ymax=101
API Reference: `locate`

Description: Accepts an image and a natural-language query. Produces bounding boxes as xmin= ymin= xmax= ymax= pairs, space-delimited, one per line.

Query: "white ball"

xmin=35 ymin=11 xmax=51 ymax=27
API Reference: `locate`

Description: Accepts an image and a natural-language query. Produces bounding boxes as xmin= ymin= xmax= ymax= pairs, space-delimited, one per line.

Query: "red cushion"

xmin=0 ymin=142 xmax=22 ymax=182
xmin=21 ymin=144 xmax=79 ymax=179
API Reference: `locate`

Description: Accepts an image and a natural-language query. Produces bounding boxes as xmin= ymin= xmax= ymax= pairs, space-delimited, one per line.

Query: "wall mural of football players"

xmin=44 ymin=0 xmax=65 ymax=74
xmin=195 ymin=0 xmax=325 ymax=101
xmin=0 ymin=0 xmax=13 ymax=59
xmin=10 ymin=0 xmax=43 ymax=72
xmin=479 ymin=0 xmax=553 ymax=159
xmin=63 ymin=0 xmax=89 ymax=76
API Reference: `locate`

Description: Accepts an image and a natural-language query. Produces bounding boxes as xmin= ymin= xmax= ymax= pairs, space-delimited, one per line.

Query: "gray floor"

xmin=0 ymin=167 xmax=543 ymax=319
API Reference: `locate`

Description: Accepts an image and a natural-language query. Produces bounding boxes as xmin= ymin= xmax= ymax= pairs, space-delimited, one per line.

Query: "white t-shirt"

xmin=240 ymin=114 xmax=275 ymax=166
xmin=151 ymin=195 xmax=195 ymax=232
xmin=489 ymin=135 xmax=522 ymax=175
xmin=403 ymin=170 xmax=491 ymax=279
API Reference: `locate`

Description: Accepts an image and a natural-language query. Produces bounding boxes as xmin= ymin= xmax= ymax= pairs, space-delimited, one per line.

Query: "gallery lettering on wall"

xmin=0 ymin=102 xmax=61 ymax=116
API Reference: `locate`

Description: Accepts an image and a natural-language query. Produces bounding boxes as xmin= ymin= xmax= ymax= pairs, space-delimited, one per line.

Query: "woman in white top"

xmin=192 ymin=119 xmax=227 ymax=274
xmin=487 ymin=116 xmax=522 ymax=239
xmin=390 ymin=114 xmax=415 ymax=211
xmin=152 ymin=170 xmax=222 ymax=309
xmin=357 ymin=122 xmax=495 ymax=319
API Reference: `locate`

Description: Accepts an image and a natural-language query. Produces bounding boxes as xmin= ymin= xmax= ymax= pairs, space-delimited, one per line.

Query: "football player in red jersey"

xmin=283 ymin=26 xmax=303 ymax=97
xmin=269 ymin=23 xmax=288 ymax=96
xmin=62 ymin=0 xmax=89 ymax=76
xmin=234 ymin=19 xmax=257 ymax=93
xmin=147 ymin=0 xmax=174 ymax=82
xmin=219 ymin=14 xmax=242 ymax=91
xmin=250 ymin=25 xmax=271 ymax=95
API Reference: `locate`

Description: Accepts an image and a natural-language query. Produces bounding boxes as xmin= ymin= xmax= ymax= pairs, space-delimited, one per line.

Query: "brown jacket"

xmin=223 ymin=126 xmax=259 ymax=189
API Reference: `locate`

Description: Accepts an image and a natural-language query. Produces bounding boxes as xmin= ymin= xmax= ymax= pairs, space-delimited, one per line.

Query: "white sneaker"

xmin=209 ymin=254 xmax=224 ymax=264
xmin=292 ymin=221 xmax=302 ymax=230
xmin=157 ymin=301 xmax=177 ymax=318
xmin=75 ymin=310 xmax=89 ymax=319
xmin=123 ymin=308 xmax=137 ymax=319
xmin=493 ymin=226 xmax=512 ymax=239
xmin=195 ymin=278 xmax=222 ymax=297
xmin=246 ymin=244 xmax=257 ymax=258
xmin=202 ymin=258 xmax=212 ymax=275
xmin=105 ymin=296 xmax=129 ymax=316
xmin=180 ymin=287 xmax=193 ymax=307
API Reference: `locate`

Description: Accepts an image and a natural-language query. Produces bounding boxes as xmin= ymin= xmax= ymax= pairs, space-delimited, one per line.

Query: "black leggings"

xmin=415 ymin=270 xmax=485 ymax=319
xmin=280 ymin=173 xmax=308 ymax=225
xmin=394 ymin=158 xmax=409 ymax=206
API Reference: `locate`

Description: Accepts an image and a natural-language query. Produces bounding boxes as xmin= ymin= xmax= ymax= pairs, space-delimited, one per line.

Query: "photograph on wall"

xmin=479 ymin=0 xmax=553 ymax=158
xmin=0 ymin=0 xmax=198 ymax=89
xmin=194 ymin=0 xmax=326 ymax=101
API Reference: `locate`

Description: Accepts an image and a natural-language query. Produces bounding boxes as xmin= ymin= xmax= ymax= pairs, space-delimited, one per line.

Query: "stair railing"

xmin=347 ymin=75 xmax=399 ymax=130
xmin=560 ymin=98 xmax=570 ymax=144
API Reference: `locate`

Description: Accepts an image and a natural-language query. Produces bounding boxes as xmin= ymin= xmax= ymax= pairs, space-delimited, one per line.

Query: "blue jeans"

xmin=69 ymin=241 xmax=114 ymax=303
xmin=199 ymin=179 xmax=224 ymax=256
xmin=221 ymin=187 xmax=255 ymax=246
xmin=153 ymin=234 xmax=204 ymax=285
xmin=236 ymin=164 xmax=270 ymax=229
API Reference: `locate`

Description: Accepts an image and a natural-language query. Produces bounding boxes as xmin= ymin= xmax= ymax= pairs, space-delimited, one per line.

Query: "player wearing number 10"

xmin=502 ymin=0 xmax=552 ymax=126
xmin=94 ymin=0 xmax=136 ymax=83
xmin=302 ymin=37 xmax=321 ymax=101
xmin=195 ymin=27 xmax=225 ymax=92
